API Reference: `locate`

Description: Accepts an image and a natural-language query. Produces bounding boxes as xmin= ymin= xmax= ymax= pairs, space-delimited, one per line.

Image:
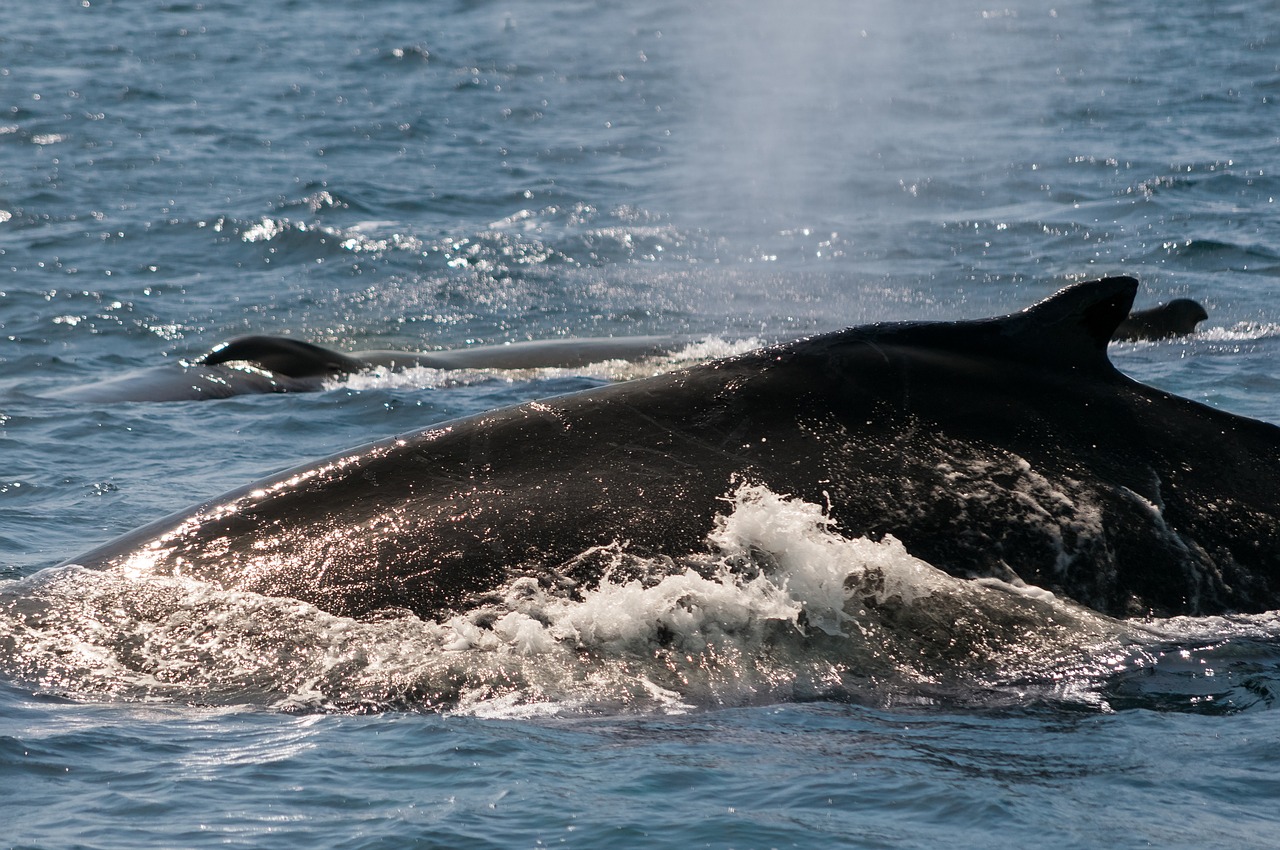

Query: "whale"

xmin=51 ymin=296 xmax=1193 ymax=405
xmin=1113 ymin=298 xmax=1208 ymax=341
xmin=50 ymin=335 xmax=690 ymax=403
xmin=198 ymin=334 xmax=690 ymax=376
xmin=60 ymin=276 xmax=1280 ymax=620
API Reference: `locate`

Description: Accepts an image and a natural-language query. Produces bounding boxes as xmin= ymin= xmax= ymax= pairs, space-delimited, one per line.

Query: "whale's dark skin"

xmin=1113 ymin=298 xmax=1208 ymax=341
xmin=48 ymin=363 xmax=326 ymax=403
xmin=51 ymin=335 xmax=689 ymax=403
xmin=199 ymin=334 xmax=688 ymax=377
xmin=62 ymin=277 xmax=1280 ymax=620
xmin=51 ymin=296 xmax=1197 ymax=405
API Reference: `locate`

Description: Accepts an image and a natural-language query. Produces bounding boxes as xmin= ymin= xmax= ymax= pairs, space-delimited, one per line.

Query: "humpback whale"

xmin=51 ymin=335 xmax=688 ymax=403
xmin=1113 ymin=298 xmax=1208 ymax=341
xmin=198 ymin=334 xmax=688 ymax=375
xmin=61 ymin=277 xmax=1280 ymax=620
xmin=53 ymin=296 xmax=1197 ymax=405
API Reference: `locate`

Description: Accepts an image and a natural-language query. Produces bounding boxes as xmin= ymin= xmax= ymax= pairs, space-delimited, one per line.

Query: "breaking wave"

xmin=324 ymin=336 xmax=765 ymax=392
xmin=1196 ymin=323 xmax=1280 ymax=344
xmin=1 ymin=485 xmax=1276 ymax=716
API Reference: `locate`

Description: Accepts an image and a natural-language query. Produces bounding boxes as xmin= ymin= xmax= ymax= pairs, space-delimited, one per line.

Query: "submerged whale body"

xmin=52 ymin=297 xmax=1196 ymax=405
xmin=199 ymin=334 xmax=687 ymax=377
xmin=52 ymin=335 xmax=687 ymax=403
xmin=63 ymin=277 xmax=1280 ymax=619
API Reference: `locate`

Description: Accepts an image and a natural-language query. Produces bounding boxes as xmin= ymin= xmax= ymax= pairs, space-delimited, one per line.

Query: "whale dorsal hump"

xmin=199 ymin=335 xmax=365 ymax=378
xmin=854 ymin=276 xmax=1139 ymax=374
xmin=993 ymin=275 xmax=1138 ymax=371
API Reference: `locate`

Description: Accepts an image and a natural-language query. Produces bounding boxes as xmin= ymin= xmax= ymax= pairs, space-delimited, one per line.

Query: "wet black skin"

xmin=62 ymin=277 xmax=1280 ymax=620
xmin=1113 ymin=298 xmax=1208 ymax=341
xmin=52 ymin=335 xmax=688 ymax=403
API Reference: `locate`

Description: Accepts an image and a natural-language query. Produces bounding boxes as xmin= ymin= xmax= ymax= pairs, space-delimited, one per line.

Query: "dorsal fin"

xmin=199 ymin=335 xmax=366 ymax=378
xmin=844 ymin=276 xmax=1140 ymax=373
xmin=998 ymin=276 xmax=1137 ymax=370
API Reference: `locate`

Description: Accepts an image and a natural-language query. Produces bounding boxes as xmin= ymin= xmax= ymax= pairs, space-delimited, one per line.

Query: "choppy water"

xmin=3 ymin=0 xmax=1280 ymax=846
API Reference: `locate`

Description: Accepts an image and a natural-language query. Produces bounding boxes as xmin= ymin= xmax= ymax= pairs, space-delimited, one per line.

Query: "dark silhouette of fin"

xmin=1015 ymin=276 xmax=1138 ymax=350
xmin=199 ymin=335 xmax=366 ymax=378
xmin=845 ymin=276 xmax=1139 ymax=373
xmin=1113 ymin=297 xmax=1209 ymax=341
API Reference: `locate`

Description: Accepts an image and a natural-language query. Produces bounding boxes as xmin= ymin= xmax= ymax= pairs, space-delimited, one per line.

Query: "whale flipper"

xmin=199 ymin=336 xmax=367 ymax=378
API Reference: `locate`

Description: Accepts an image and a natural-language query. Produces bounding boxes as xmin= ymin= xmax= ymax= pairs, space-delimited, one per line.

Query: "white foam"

xmin=0 ymin=484 xmax=1170 ymax=715
xmin=321 ymin=336 xmax=765 ymax=393
xmin=1112 ymin=323 xmax=1280 ymax=348
xmin=1197 ymin=322 xmax=1280 ymax=343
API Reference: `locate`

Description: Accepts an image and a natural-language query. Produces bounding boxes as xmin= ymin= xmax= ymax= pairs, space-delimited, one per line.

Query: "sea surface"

xmin=3 ymin=0 xmax=1280 ymax=846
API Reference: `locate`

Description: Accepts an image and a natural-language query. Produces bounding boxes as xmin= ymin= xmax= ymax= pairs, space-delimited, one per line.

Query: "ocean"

xmin=2 ymin=0 xmax=1280 ymax=846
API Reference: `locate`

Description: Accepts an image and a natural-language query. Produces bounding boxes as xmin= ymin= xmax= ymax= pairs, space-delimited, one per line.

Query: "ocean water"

xmin=3 ymin=0 xmax=1280 ymax=846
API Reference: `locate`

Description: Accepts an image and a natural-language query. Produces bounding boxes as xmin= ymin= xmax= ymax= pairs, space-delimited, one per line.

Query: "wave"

xmin=325 ymin=337 xmax=762 ymax=394
xmin=1108 ymin=322 xmax=1280 ymax=350
xmin=1195 ymin=323 xmax=1280 ymax=343
xmin=324 ymin=336 xmax=765 ymax=392
xmin=1 ymin=484 xmax=1275 ymax=716
xmin=194 ymin=201 xmax=706 ymax=275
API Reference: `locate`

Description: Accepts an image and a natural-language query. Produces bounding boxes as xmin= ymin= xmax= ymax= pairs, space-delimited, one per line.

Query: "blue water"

xmin=3 ymin=0 xmax=1280 ymax=846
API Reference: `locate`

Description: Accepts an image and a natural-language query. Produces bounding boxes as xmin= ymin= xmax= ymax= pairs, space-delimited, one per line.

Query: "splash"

xmin=1109 ymin=322 xmax=1280 ymax=348
xmin=0 ymin=485 xmax=1267 ymax=715
xmin=323 ymin=336 xmax=765 ymax=392
xmin=1196 ymin=323 xmax=1280 ymax=344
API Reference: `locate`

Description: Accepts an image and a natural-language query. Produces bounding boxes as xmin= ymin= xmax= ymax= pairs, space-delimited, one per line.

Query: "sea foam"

xmin=0 ymin=483 xmax=1232 ymax=715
